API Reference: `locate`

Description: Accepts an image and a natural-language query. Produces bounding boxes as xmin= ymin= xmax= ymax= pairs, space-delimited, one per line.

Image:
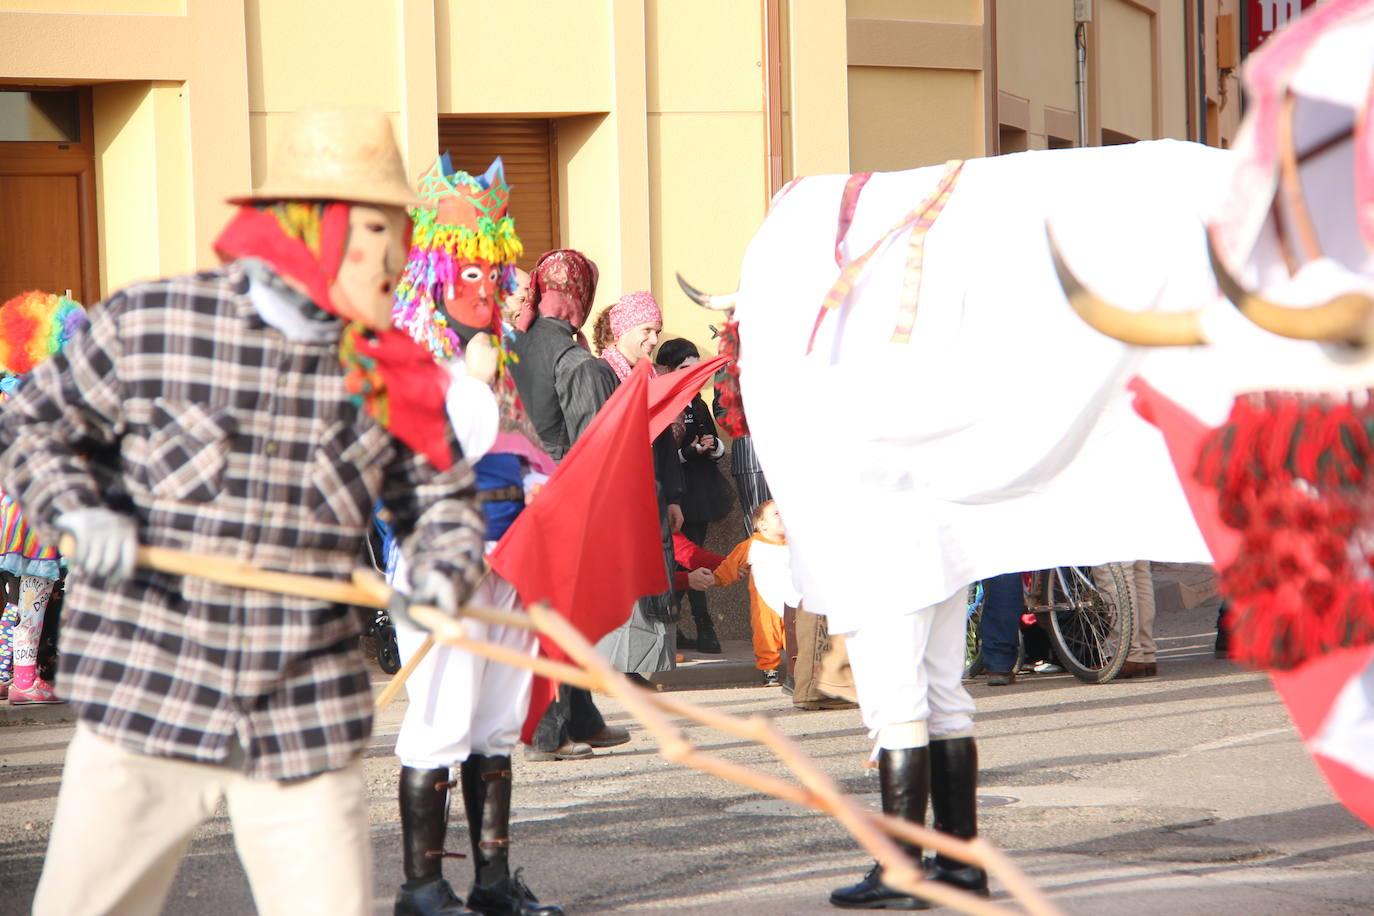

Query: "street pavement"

xmin=1 ymin=570 xmax=1372 ymax=914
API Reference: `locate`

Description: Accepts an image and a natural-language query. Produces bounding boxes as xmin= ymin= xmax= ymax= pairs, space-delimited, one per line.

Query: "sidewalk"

xmin=651 ymin=638 xmax=764 ymax=690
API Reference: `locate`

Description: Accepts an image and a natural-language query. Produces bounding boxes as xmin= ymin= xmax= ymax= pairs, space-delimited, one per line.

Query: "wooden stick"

xmin=77 ymin=536 xmax=1055 ymax=913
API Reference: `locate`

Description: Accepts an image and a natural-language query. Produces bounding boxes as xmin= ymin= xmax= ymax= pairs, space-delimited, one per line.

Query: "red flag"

xmin=1270 ymin=646 xmax=1374 ymax=829
xmin=647 ymin=355 xmax=728 ymax=440
xmin=1132 ymin=376 xmax=1374 ymax=827
xmin=488 ymin=361 xmax=667 ymax=741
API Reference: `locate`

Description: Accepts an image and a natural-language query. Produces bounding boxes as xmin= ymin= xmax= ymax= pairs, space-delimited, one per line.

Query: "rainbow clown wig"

xmin=0 ymin=290 xmax=87 ymax=577
xmin=393 ymin=155 xmax=523 ymax=360
xmin=0 ymin=290 xmax=87 ymax=381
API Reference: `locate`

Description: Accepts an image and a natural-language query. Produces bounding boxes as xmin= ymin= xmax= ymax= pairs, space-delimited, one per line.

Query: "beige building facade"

xmin=1 ymin=0 xmax=1246 ymax=348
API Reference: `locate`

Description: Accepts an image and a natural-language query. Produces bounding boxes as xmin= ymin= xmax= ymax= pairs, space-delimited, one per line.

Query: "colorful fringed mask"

xmin=0 ymin=290 xmax=88 ymax=382
xmin=394 ymin=155 xmax=524 ymax=359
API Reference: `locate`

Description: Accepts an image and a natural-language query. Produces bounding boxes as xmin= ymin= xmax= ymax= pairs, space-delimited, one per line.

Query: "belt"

xmin=476 ymin=485 xmax=525 ymax=504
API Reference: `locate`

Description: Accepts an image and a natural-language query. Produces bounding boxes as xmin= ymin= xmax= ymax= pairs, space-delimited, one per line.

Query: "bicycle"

xmin=965 ymin=563 xmax=1134 ymax=683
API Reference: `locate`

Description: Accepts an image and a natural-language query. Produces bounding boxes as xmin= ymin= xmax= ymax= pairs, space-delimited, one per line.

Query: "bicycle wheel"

xmin=964 ymin=583 xmax=985 ymax=678
xmin=1045 ymin=563 xmax=1133 ymax=683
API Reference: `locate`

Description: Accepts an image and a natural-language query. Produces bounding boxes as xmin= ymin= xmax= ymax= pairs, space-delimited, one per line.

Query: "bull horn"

xmin=676 ymin=273 xmax=738 ymax=311
xmin=1046 ymin=224 xmax=1205 ymax=347
xmin=1206 ymin=226 xmax=1374 ymax=344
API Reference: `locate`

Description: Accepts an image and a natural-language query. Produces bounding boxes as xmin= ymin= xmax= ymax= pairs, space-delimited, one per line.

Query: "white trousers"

xmin=394 ymin=572 xmax=537 ymax=768
xmin=845 ymin=587 xmax=976 ymax=740
xmin=35 ymin=725 xmax=372 ymax=916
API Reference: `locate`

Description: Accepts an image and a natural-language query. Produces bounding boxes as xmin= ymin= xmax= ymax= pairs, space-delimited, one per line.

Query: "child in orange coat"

xmin=710 ymin=500 xmax=800 ymax=686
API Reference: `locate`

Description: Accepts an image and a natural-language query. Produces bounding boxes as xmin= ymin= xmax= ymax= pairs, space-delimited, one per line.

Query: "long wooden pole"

xmin=84 ymin=540 xmax=1059 ymax=915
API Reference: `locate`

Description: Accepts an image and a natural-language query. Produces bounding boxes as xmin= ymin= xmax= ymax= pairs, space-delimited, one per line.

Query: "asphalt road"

xmin=1 ymin=595 xmax=1371 ymax=915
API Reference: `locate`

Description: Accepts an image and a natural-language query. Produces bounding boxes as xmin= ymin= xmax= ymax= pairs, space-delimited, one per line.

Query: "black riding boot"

xmin=928 ymin=737 xmax=989 ymax=895
xmin=689 ymin=596 xmax=721 ymax=653
xmin=829 ymin=745 xmax=931 ymax=910
xmin=396 ymin=766 xmax=476 ymax=916
xmin=461 ymin=754 xmax=563 ymax=916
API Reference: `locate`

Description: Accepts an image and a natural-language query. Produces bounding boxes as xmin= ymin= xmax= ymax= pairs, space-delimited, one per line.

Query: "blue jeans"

xmin=979 ymin=573 xmax=1025 ymax=673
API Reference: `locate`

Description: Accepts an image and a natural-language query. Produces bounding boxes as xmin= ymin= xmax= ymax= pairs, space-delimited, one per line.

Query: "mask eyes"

xmin=460 ymin=266 xmax=484 ymax=283
xmin=488 ymin=268 xmax=500 ymax=283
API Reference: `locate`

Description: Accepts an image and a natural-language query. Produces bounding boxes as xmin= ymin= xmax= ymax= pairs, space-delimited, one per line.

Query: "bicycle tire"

xmin=1046 ymin=563 xmax=1133 ymax=683
xmin=375 ymin=622 xmax=402 ymax=675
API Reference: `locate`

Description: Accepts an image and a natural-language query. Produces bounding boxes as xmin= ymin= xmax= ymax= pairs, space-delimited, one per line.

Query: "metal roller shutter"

xmin=437 ymin=117 xmax=559 ymax=272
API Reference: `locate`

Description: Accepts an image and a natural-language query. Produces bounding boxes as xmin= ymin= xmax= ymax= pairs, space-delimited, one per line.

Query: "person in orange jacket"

xmin=710 ymin=500 xmax=800 ymax=685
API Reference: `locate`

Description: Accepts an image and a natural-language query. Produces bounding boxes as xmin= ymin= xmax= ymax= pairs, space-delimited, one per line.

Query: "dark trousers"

xmin=530 ymin=685 xmax=606 ymax=752
xmin=679 ymin=520 xmax=710 ymax=623
xmin=979 ymin=573 xmax=1024 ymax=673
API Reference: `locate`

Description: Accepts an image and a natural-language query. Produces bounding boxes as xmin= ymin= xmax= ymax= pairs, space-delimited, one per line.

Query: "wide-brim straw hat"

xmin=228 ymin=107 xmax=420 ymax=209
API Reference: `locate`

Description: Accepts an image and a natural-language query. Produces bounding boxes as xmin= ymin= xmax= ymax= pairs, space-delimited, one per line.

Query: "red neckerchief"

xmin=214 ymin=205 xmax=452 ymax=470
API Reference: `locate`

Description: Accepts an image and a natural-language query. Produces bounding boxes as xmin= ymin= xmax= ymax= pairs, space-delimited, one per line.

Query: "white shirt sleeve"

xmin=444 ymin=366 xmax=500 ymax=463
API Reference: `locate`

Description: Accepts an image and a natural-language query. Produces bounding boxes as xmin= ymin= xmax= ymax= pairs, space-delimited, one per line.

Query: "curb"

xmin=0 ymin=701 xmax=76 ymax=728
xmin=650 ymin=639 xmax=766 ymax=690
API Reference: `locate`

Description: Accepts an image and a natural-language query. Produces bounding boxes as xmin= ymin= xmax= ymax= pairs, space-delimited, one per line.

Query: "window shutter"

xmin=436 ymin=117 xmax=559 ymax=273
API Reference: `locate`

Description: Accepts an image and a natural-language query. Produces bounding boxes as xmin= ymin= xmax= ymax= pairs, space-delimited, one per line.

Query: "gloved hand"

xmin=389 ymin=569 xmax=461 ymax=631
xmin=56 ymin=508 xmax=138 ymax=581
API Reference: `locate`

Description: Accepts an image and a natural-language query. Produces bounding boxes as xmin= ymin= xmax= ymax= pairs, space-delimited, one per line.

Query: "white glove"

xmin=389 ymin=569 xmax=462 ymax=631
xmin=410 ymin=570 xmax=460 ymax=617
xmin=57 ymin=508 xmax=138 ymax=581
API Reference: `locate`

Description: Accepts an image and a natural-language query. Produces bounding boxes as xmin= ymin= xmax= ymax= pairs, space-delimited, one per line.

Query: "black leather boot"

xmin=690 ymin=598 xmax=721 ymax=653
xmin=396 ymin=766 xmax=476 ymax=916
xmin=928 ymin=737 xmax=989 ymax=896
xmin=461 ymin=754 xmax=563 ymax=916
xmin=829 ymin=746 xmax=931 ymax=910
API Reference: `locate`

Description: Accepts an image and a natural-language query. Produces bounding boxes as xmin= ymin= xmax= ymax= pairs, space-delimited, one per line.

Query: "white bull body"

xmin=735 ymin=140 xmax=1239 ymax=634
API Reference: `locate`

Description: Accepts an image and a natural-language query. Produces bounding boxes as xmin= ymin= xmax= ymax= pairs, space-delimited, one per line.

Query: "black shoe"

xmin=985 ymin=671 xmax=1015 ymax=687
xmin=764 ymin=668 xmax=781 ymax=687
xmin=925 ymin=859 xmax=990 ymax=896
xmin=694 ymin=633 xmax=721 ymax=654
xmin=466 ymin=868 xmax=564 ymax=916
xmin=829 ymin=864 xmax=929 ymax=910
xmin=677 ymin=635 xmax=698 ymax=650
xmin=396 ymin=876 xmax=477 ymax=916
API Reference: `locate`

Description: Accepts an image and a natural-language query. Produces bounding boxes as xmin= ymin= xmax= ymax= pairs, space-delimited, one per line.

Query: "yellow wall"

xmin=849 ymin=67 xmax=982 ymax=170
xmin=1098 ymin=0 xmax=1155 ymax=141
xmin=646 ymin=0 xmax=766 ymax=348
xmin=0 ymin=0 xmax=250 ymax=297
xmin=0 ymin=0 xmax=1234 ymax=332
xmin=846 ymin=0 xmax=988 ymax=171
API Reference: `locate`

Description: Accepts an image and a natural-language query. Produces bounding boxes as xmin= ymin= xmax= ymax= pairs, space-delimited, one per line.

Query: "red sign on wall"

xmin=1247 ymin=0 xmax=1321 ymax=54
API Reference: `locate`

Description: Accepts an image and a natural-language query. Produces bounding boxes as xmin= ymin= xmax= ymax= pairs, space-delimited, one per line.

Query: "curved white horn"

xmin=1046 ymin=223 xmax=1206 ymax=347
xmin=676 ymin=273 xmax=738 ymax=312
xmin=1206 ymin=227 xmax=1374 ymax=344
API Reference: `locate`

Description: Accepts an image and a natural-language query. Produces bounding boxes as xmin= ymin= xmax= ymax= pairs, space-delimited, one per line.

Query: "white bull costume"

xmin=680 ymin=0 xmax=1374 ymax=906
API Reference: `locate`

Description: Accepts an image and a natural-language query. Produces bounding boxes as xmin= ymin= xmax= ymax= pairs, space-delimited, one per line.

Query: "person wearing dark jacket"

xmin=655 ymin=338 xmax=732 ymax=653
xmin=508 ymin=249 xmax=629 ymax=761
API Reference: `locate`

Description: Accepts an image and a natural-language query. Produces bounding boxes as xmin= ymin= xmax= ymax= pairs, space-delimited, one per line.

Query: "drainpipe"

xmin=1074 ymin=21 xmax=1089 ymax=148
xmin=763 ymin=0 xmax=784 ymax=198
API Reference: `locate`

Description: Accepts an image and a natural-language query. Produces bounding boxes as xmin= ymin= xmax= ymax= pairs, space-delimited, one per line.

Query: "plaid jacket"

xmin=0 ymin=263 xmax=485 ymax=779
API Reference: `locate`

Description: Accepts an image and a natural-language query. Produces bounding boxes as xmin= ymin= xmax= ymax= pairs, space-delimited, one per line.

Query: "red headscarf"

xmin=214 ymin=204 xmax=453 ymax=471
xmin=516 ymin=249 xmax=599 ymax=346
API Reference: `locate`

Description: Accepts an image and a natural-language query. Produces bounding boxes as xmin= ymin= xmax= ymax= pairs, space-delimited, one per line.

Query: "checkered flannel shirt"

xmin=0 ymin=263 xmax=486 ymax=779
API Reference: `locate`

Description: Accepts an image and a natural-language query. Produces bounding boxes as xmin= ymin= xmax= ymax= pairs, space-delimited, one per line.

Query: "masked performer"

xmin=387 ymin=155 xmax=562 ymax=916
xmin=0 ymin=291 xmax=87 ymax=704
xmin=0 ymin=109 xmax=486 ymax=916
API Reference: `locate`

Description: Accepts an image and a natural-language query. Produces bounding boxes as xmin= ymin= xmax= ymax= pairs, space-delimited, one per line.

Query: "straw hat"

xmin=229 ymin=107 xmax=419 ymax=209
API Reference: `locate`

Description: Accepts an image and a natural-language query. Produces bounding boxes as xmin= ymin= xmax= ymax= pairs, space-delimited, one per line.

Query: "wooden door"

xmin=0 ymin=88 xmax=99 ymax=305
xmin=437 ymin=117 xmax=559 ymax=272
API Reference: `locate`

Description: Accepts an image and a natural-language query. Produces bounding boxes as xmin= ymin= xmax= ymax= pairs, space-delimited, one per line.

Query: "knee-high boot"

xmin=928 ymin=737 xmax=989 ymax=895
xmin=395 ymin=766 xmax=476 ymax=916
xmin=461 ymin=754 xmax=563 ymax=916
xmin=829 ymin=746 xmax=932 ymax=910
